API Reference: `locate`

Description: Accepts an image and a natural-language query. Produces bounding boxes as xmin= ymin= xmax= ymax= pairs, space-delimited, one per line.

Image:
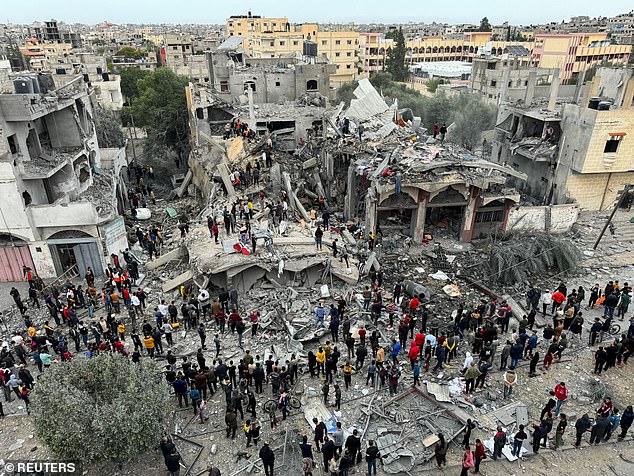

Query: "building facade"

xmin=532 ymin=33 xmax=632 ymax=83
xmin=492 ymin=67 xmax=634 ymax=210
xmin=0 ymin=75 xmax=128 ymax=281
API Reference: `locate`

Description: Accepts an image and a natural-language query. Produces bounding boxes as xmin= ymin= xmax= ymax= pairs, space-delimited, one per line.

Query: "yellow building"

xmin=226 ymin=15 xmax=290 ymax=38
xmin=532 ymin=33 xmax=632 ymax=83
xmin=361 ymin=32 xmax=532 ymax=72
xmin=20 ymin=39 xmax=73 ymax=71
xmin=226 ymin=14 xmax=361 ymax=87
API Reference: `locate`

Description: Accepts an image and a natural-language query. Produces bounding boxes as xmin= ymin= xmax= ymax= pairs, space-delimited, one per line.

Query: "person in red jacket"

xmin=229 ymin=310 xmax=241 ymax=333
xmin=554 ymin=381 xmax=568 ymax=417
xmin=409 ymin=296 xmax=419 ymax=317
xmin=551 ymin=290 xmax=566 ymax=314
xmin=473 ymin=439 xmax=486 ymax=474
xmin=408 ymin=342 xmax=420 ymax=369
xmin=415 ymin=332 xmax=426 ymax=349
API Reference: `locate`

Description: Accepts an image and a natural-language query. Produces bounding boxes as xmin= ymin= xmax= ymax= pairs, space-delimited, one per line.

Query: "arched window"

xmin=306 ymin=79 xmax=318 ymax=91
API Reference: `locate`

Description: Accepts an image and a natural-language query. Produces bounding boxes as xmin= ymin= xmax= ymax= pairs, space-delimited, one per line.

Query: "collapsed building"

xmin=0 ymin=73 xmax=128 ymax=282
xmin=177 ymin=75 xmax=534 ymax=297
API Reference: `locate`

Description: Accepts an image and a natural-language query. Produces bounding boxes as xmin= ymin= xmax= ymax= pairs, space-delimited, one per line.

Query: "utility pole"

xmin=593 ymin=184 xmax=633 ymax=249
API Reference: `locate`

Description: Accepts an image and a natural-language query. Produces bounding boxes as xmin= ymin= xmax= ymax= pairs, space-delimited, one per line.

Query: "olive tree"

xmin=32 ymin=352 xmax=170 ymax=462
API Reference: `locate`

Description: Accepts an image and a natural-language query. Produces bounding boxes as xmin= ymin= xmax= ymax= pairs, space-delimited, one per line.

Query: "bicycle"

xmin=264 ymin=393 xmax=301 ymax=414
xmin=609 ymin=322 xmax=621 ymax=336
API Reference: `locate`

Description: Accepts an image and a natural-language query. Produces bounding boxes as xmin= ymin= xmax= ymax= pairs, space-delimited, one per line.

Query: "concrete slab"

xmin=145 ymin=246 xmax=187 ymax=270
xmin=161 ymin=270 xmax=193 ymax=293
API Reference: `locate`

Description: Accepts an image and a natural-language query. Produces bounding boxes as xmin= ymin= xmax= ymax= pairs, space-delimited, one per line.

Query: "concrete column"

xmin=498 ymin=65 xmax=511 ymax=106
xmin=365 ymin=192 xmax=377 ymax=234
xmin=548 ymin=73 xmax=561 ymax=111
xmin=524 ymin=71 xmax=537 ymax=105
xmin=343 ymin=164 xmax=355 ymax=220
xmin=573 ymin=68 xmax=587 ymax=104
xmin=413 ymin=191 xmax=428 ymax=243
xmin=460 ymin=189 xmax=479 ymax=242
xmin=622 ymin=78 xmax=634 ymax=110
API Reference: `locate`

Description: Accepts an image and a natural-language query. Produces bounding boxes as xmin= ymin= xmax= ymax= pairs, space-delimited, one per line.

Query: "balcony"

xmin=28 ymin=201 xmax=98 ymax=228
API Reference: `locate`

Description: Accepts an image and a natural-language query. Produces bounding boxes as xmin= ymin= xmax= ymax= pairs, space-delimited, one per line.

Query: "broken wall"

xmin=507 ymin=204 xmax=579 ymax=233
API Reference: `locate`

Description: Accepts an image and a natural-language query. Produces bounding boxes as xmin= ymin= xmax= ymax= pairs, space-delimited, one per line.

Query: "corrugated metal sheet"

xmin=0 ymin=245 xmax=34 ymax=282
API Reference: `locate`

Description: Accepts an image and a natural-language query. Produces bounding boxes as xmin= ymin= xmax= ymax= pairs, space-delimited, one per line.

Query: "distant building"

xmin=28 ymin=19 xmax=82 ymax=48
xmin=531 ymin=32 xmax=632 ymax=83
xmin=226 ymin=13 xmax=361 ymax=87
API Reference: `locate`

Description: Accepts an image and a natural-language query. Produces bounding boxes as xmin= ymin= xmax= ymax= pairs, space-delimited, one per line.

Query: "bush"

xmin=32 ymin=353 xmax=170 ymax=462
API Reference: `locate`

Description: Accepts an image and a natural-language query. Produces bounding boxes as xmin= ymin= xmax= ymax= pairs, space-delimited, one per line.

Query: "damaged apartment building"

xmin=0 ymin=73 xmax=128 ymax=282
xmin=491 ymin=66 xmax=634 ymax=210
xmin=188 ymin=36 xmax=335 ymax=152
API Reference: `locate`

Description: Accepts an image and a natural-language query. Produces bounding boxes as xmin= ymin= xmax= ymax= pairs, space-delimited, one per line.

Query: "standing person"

xmin=333 ymin=422 xmax=345 ymax=457
xmin=300 ymin=435 xmax=314 ymax=476
xmin=619 ymin=405 xmax=634 ymax=440
xmin=259 ymin=442 xmax=275 ymax=476
xmin=473 ymin=439 xmax=486 ymax=474
xmin=313 ymin=418 xmax=326 ymax=452
xmin=433 ymin=433 xmax=447 ymax=468
xmin=590 ymin=414 xmax=610 ymax=445
xmin=344 ymin=429 xmax=361 ymax=466
xmin=532 ymin=423 xmax=544 ymax=454
xmin=552 ymin=414 xmax=568 ymax=450
xmin=503 ymin=369 xmax=517 ymax=399
xmin=462 ymin=419 xmax=476 ymax=448
xmin=164 ymin=449 xmax=181 ymax=476
xmin=314 ymin=226 xmax=323 ymax=250
xmin=365 ymin=440 xmax=381 ymax=476
xmin=493 ymin=427 xmax=506 ymax=460
xmin=554 ymin=382 xmax=568 ymax=417
xmin=574 ymin=413 xmax=592 ymax=447
xmin=460 ymin=445 xmax=474 ymax=476
xmin=511 ymin=425 xmax=527 ymax=457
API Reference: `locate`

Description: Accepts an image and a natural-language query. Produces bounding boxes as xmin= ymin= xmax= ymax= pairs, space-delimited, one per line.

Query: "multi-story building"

xmin=491 ymin=67 xmax=634 ymax=211
xmin=162 ymin=34 xmax=209 ymax=82
xmin=361 ymin=31 xmax=532 ymax=73
xmin=226 ymin=13 xmax=290 ymax=38
xmin=531 ymin=33 xmax=632 ymax=83
xmin=28 ymin=20 xmax=82 ymax=48
xmin=0 ymin=74 xmax=128 ymax=281
xmin=470 ymin=56 xmax=564 ymax=104
xmin=20 ymin=39 xmax=73 ymax=71
xmin=226 ymin=13 xmax=361 ymax=87
xmin=46 ymin=53 xmax=124 ymax=110
xmin=206 ymin=37 xmax=335 ymax=104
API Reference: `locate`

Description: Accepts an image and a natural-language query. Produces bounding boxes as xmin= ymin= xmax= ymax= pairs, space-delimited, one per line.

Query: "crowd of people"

xmin=2 ymin=230 xmax=634 ymax=475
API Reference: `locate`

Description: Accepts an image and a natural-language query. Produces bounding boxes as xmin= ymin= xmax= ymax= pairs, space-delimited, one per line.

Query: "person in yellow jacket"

xmin=343 ymin=362 xmax=354 ymax=390
xmin=143 ymin=335 xmax=155 ymax=357
xmin=117 ymin=322 xmax=125 ymax=341
xmin=316 ymin=347 xmax=326 ymax=377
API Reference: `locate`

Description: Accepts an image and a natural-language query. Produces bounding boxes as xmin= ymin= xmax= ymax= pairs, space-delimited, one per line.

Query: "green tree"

xmin=119 ymin=67 xmax=150 ymax=102
xmin=365 ymin=73 xmax=496 ymax=149
xmin=335 ymin=80 xmax=359 ymax=106
xmin=451 ymin=95 xmax=497 ymax=150
xmin=32 ymin=353 xmax=170 ymax=462
xmin=129 ymin=67 xmax=190 ymax=159
xmin=115 ymin=46 xmax=145 ymax=59
xmin=479 ymin=17 xmax=492 ymax=32
xmin=385 ymin=27 xmax=410 ymax=82
xmin=94 ymin=106 xmax=126 ymax=148
xmin=426 ymin=78 xmax=445 ymax=93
